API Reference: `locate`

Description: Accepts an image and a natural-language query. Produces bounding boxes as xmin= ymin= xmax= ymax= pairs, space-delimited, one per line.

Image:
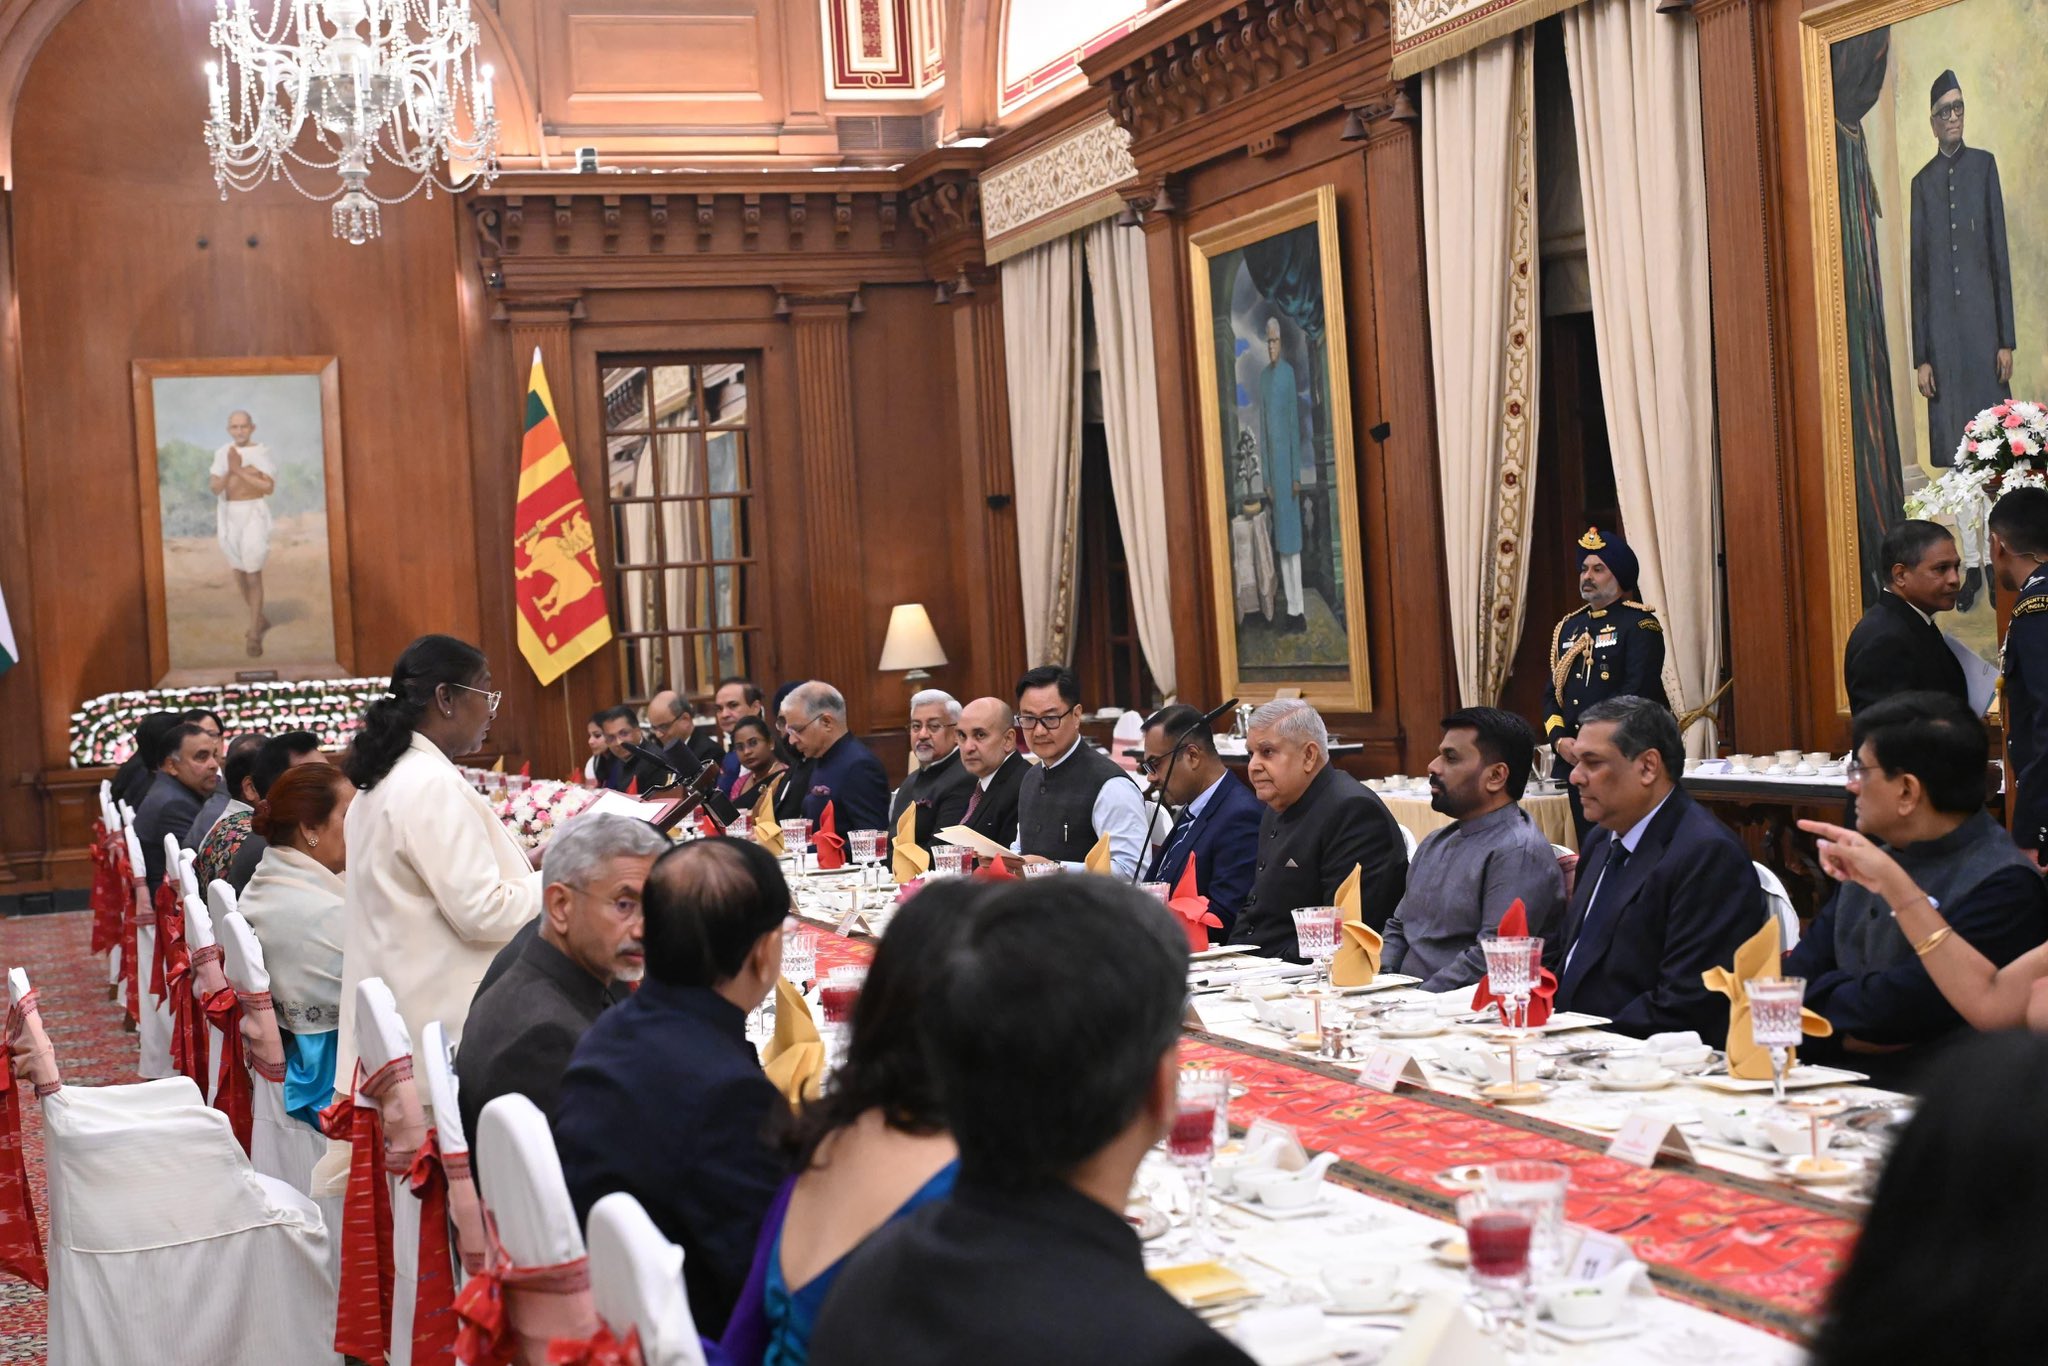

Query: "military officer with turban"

xmin=1544 ymin=528 xmax=1667 ymax=841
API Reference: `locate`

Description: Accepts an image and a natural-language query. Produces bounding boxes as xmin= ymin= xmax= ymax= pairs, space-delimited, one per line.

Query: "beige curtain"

xmin=1564 ymin=0 xmax=1721 ymax=752
xmin=1423 ymin=32 xmax=1542 ymax=707
xmin=1000 ymin=236 xmax=1086 ymax=667
xmin=1083 ymin=219 xmax=1177 ymax=697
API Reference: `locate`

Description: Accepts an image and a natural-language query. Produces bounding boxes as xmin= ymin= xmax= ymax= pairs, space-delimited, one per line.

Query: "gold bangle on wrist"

xmin=1913 ymin=926 xmax=1954 ymax=958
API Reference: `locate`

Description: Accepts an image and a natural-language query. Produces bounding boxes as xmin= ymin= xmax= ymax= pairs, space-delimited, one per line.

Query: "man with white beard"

xmin=888 ymin=688 xmax=977 ymax=853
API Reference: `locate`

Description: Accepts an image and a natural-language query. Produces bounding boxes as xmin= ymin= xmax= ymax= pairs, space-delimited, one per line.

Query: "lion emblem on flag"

xmin=516 ymin=505 xmax=601 ymax=620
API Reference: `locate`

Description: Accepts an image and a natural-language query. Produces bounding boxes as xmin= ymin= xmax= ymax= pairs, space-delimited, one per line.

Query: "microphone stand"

xmin=1131 ymin=699 xmax=1238 ymax=887
xmin=624 ymin=739 xmax=743 ymax=832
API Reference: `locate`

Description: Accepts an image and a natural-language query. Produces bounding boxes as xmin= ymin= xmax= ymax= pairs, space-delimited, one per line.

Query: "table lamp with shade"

xmin=879 ymin=603 xmax=947 ymax=682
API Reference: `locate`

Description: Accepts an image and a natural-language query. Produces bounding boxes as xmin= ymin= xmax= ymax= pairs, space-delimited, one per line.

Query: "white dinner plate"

xmin=1686 ymin=1065 xmax=1869 ymax=1093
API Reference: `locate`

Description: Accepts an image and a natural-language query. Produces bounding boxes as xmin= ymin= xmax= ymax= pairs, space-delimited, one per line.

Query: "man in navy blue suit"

xmin=777 ymin=679 xmax=891 ymax=832
xmin=1550 ymin=696 xmax=1765 ymax=1043
xmin=1138 ymin=705 xmax=1263 ymax=940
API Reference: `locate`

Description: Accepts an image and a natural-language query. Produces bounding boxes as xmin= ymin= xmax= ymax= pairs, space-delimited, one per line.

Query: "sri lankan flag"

xmin=514 ymin=349 xmax=613 ymax=685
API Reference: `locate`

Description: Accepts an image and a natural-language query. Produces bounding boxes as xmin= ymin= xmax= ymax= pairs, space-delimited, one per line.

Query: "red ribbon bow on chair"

xmin=122 ymin=871 xmax=145 ymax=1026
xmin=407 ymin=1130 xmax=459 ymax=1363
xmin=0 ymin=994 xmax=49 ymax=1291
xmin=161 ymin=900 xmax=209 ymax=1093
xmin=811 ymin=802 xmax=847 ymax=870
xmin=198 ymin=980 xmax=252 ymax=1153
xmin=455 ymin=1220 xmax=596 ymax=1366
xmin=321 ymin=1074 xmax=395 ymax=1365
xmin=1470 ymin=899 xmax=1557 ymax=1027
xmin=1166 ymin=855 xmax=1225 ymax=952
xmin=548 ymin=1324 xmax=645 ymax=1365
xmin=89 ymin=821 xmax=122 ymax=956
xmin=149 ymin=877 xmax=180 ymax=1001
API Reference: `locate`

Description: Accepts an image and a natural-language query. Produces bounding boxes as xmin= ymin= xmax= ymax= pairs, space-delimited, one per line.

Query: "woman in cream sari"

xmin=238 ymin=762 xmax=354 ymax=1130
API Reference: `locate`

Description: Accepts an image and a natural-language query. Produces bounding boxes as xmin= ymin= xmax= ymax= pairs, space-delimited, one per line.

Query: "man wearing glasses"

xmin=459 ymin=814 xmax=668 ymax=1147
xmin=889 ymin=689 xmax=977 ymax=853
xmin=1912 ymin=67 xmax=2014 ymax=605
xmin=1009 ymin=665 xmax=1147 ymax=878
xmin=778 ymin=680 xmax=891 ymax=832
xmin=1138 ymin=704 xmax=1264 ymax=940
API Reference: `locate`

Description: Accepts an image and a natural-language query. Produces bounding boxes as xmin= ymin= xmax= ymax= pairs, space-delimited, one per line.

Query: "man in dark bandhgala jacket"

xmin=1229 ymin=699 xmax=1407 ymax=958
xmin=458 ymin=815 xmax=665 ymax=1151
xmin=889 ymin=689 xmax=977 ymax=850
xmin=554 ymin=838 xmax=789 ymax=1337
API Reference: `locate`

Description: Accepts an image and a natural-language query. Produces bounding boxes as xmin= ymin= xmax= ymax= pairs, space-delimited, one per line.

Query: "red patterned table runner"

xmin=801 ymin=926 xmax=1851 ymax=1338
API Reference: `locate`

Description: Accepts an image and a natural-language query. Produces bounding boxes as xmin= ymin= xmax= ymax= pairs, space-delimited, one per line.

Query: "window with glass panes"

xmin=598 ymin=359 xmax=758 ymax=706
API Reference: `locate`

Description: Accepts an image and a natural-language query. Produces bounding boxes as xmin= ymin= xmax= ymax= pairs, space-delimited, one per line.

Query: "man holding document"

xmin=1842 ymin=521 xmax=1978 ymax=717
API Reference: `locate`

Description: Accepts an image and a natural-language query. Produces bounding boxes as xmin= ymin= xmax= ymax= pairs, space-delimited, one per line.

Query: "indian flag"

xmin=0 ymin=579 xmax=15 ymax=676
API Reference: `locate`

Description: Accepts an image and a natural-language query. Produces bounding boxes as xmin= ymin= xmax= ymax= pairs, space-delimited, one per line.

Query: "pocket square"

xmin=1285 ymin=858 xmax=1299 ymax=868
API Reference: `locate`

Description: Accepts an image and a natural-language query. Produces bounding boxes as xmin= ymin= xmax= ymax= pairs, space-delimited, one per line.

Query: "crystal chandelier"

xmin=204 ymin=0 xmax=500 ymax=244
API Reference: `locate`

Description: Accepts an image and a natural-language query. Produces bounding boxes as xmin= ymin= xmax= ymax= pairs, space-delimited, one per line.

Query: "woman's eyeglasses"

xmin=451 ymin=683 xmax=503 ymax=717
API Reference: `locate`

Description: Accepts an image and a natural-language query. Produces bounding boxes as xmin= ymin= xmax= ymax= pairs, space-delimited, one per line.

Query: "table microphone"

xmin=1132 ymin=698 xmax=1238 ymax=886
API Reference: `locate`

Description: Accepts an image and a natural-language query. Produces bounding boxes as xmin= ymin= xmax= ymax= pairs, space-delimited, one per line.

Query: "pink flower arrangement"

xmin=1909 ymin=400 xmax=2048 ymax=521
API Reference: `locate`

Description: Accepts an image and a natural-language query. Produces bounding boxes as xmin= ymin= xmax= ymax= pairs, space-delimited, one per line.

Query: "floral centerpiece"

xmin=485 ymin=777 xmax=600 ymax=853
xmin=1907 ymin=399 xmax=2048 ymax=521
xmin=70 ymin=676 xmax=390 ymax=766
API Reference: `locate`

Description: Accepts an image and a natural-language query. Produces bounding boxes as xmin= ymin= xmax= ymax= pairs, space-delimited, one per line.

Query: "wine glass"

xmin=848 ymin=829 xmax=887 ymax=892
xmin=1169 ymin=1068 xmax=1231 ymax=1254
xmin=783 ymin=817 xmax=812 ymax=880
xmin=1746 ymin=976 xmax=1807 ymax=1103
xmin=1022 ymin=862 xmax=1063 ymax=880
xmin=1291 ymin=906 xmax=1343 ymax=1052
xmin=1481 ymin=935 xmax=1540 ymax=1090
xmin=932 ymin=844 xmax=972 ymax=879
xmin=726 ymin=810 xmax=753 ymax=843
xmin=1457 ymin=1192 xmax=1535 ymax=1348
xmin=1140 ymin=881 xmax=1172 ymax=904
xmin=819 ymin=964 xmax=866 ymax=1078
xmin=1482 ymin=1160 xmax=1570 ymax=1353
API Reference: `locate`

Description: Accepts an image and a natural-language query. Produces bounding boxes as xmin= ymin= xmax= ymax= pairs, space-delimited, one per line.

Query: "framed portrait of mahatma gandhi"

xmin=1189 ymin=186 xmax=1373 ymax=713
xmin=1803 ymin=0 xmax=2047 ymax=707
xmin=130 ymin=357 xmax=353 ymax=685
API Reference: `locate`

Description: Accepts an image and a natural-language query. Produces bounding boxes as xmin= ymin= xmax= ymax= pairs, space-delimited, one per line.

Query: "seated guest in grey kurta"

xmin=1381 ymin=708 xmax=1565 ymax=991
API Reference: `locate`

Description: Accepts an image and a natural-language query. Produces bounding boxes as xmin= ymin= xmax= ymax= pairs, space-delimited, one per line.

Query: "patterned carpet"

xmin=0 ymin=912 xmax=136 ymax=1365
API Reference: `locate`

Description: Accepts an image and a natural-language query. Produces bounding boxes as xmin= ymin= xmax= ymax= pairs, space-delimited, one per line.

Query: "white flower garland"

xmin=70 ymin=676 xmax=390 ymax=767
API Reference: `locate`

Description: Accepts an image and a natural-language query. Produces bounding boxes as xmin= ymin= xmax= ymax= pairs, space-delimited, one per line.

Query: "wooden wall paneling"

xmin=1694 ymin=0 xmax=1807 ymax=754
xmin=784 ymin=294 xmax=870 ymax=727
xmin=1353 ymin=106 xmax=1455 ymax=771
xmin=0 ymin=188 xmax=43 ymax=883
xmin=945 ymin=280 xmax=1028 ymax=698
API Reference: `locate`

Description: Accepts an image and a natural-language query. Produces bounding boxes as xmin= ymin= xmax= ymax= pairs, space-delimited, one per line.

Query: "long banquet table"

xmin=776 ymin=865 xmax=1878 ymax=1362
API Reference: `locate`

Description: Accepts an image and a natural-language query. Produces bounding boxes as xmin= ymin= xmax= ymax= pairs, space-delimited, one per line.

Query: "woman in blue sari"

xmin=722 ymin=881 xmax=987 ymax=1365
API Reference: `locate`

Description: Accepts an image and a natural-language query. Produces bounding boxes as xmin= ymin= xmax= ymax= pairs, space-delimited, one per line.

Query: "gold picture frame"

xmin=1802 ymin=0 xmax=2034 ymax=711
xmin=131 ymin=356 xmax=354 ymax=686
xmin=1188 ymin=186 xmax=1372 ymax=713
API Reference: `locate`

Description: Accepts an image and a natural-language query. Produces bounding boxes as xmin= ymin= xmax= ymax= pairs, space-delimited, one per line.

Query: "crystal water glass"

xmin=1747 ymin=976 xmax=1807 ymax=1103
xmin=782 ymin=925 xmax=819 ymax=991
xmin=726 ymin=810 xmax=753 ymax=842
xmin=1022 ymin=862 xmax=1063 ymax=880
xmin=1170 ymin=1068 xmax=1231 ymax=1254
xmin=932 ymin=844 xmax=972 ymax=878
xmin=1482 ymin=1159 xmax=1570 ymax=1348
xmin=848 ymin=829 xmax=887 ymax=891
xmin=819 ymin=964 xmax=866 ymax=1077
xmin=1457 ymin=1192 xmax=1535 ymax=1347
xmin=1482 ymin=935 xmax=1542 ymax=1089
xmin=1291 ymin=906 xmax=1343 ymax=1045
xmin=783 ymin=817 xmax=812 ymax=879
xmin=1141 ymin=881 xmax=1172 ymax=904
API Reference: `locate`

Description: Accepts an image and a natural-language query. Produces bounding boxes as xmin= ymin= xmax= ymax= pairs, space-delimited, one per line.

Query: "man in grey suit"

xmin=458 ymin=814 xmax=668 ymax=1150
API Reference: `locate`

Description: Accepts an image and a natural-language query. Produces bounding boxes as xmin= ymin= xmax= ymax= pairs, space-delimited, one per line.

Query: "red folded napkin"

xmin=812 ymin=801 xmax=848 ymax=870
xmin=1166 ymin=855 xmax=1224 ymax=952
xmin=696 ymin=808 xmax=720 ymax=838
xmin=518 ymin=761 xmax=532 ymax=779
xmin=1471 ymin=899 xmax=1555 ymax=1026
xmin=625 ymin=776 xmax=639 ymax=797
xmin=974 ymin=857 xmax=1017 ymax=882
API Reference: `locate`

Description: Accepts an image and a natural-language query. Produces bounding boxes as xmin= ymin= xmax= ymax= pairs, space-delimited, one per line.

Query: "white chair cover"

xmin=40 ymin=1076 xmax=338 ymax=1366
xmin=586 ymin=1193 xmax=707 ymax=1366
xmin=218 ymin=912 xmax=325 ymax=1197
xmin=1399 ymin=824 xmax=1419 ymax=859
xmin=97 ymin=780 xmax=112 ymax=829
xmin=1753 ymin=862 xmax=1800 ymax=952
xmin=177 ymin=845 xmax=199 ymax=902
xmin=183 ymin=893 xmax=228 ymax=1105
xmin=357 ymin=978 xmax=425 ymax=1366
xmin=132 ymin=831 xmax=172 ymax=1080
xmin=474 ymin=1094 xmax=599 ymax=1362
xmin=421 ymin=1020 xmax=487 ymax=1276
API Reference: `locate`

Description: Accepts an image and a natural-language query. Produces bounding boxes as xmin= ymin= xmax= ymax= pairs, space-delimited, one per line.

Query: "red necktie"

xmin=964 ymin=787 xmax=983 ymax=823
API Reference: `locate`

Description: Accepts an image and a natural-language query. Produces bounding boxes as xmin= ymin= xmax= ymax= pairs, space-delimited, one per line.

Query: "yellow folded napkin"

xmin=1702 ymin=919 xmax=1832 ymax=1079
xmin=892 ymin=803 xmax=930 ymax=884
xmin=754 ymin=784 xmax=785 ymax=859
xmin=1331 ymin=862 xmax=1382 ymax=987
xmin=761 ymin=976 xmax=824 ymax=1105
xmin=1084 ymin=832 xmax=1113 ymax=875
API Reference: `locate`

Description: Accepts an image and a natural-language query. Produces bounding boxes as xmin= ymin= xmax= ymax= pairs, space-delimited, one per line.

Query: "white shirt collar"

xmin=1044 ymin=736 xmax=1084 ymax=770
xmin=1182 ymin=772 xmax=1230 ymax=821
xmin=977 ymin=751 xmax=1016 ymax=791
xmin=1616 ymin=790 xmax=1674 ymax=854
xmin=1885 ymin=588 xmax=1934 ymax=627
